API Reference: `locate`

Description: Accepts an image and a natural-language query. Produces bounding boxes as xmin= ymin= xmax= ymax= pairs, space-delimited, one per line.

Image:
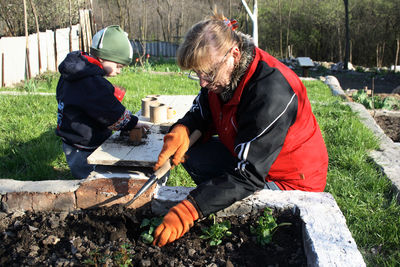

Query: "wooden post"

xmin=371 ymin=77 xmax=375 ymax=117
xmin=23 ymin=0 xmax=31 ymax=80
xmin=54 ymin=30 xmax=58 ymax=70
xmin=69 ymin=0 xmax=72 ymax=52
xmin=78 ymin=24 xmax=82 ymax=51
xmin=86 ymin=10 xmax=93 ymax=48
xmin=79 ymin=10 xmax=86 ymax=52
xmin=302 ymin=67 xmax=310 ymax=77
xmin=1 ymin=53 xmax=4 ymax=88
xmin=29 ymin=0 xmax=41 ymax=74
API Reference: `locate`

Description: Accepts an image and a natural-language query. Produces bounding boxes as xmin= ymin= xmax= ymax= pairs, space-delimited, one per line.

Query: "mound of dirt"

xmin=0 ymin=205 xmax=306 ymax=266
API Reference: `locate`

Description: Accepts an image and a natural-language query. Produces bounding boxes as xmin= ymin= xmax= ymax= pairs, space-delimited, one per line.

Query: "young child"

xmin=55 ymin=25 xmax=149 ymax=179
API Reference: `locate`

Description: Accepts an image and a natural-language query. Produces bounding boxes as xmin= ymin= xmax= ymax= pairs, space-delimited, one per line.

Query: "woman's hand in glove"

xmin=153 ymin=199 xmax=199 ymax=247
xmin=153 ymin=124 xmax=190 ymax=170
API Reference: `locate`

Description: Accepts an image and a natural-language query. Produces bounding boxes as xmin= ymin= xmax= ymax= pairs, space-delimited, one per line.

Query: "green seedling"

xmin=139 ymin=217 xmax=163 ymax=244
xmin=250 ymin=207 xmax=291 ymax=246
xmin=200 ymin=214 xmax=232 ymax=246
xmin=352 ymin=89 xmax=400 ymax=110
xmin=82 ymin=243 xmax=134 ymax=267
xmin=82 ymin=249 xmax=109 ymax=266
xmin=113 ymin=243 xmax=133 ymax=267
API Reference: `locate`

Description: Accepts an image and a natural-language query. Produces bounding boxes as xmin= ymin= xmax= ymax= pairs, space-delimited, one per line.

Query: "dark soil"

xmin=333 ymin=72 xmax=400 ymax=94
xmin=0 ymin=205 xmax=306 ymax=266
xmin=371 ymin=111 xmax=400 ymax=142
xmin=321 ymin=70 xmax=400 ymax=142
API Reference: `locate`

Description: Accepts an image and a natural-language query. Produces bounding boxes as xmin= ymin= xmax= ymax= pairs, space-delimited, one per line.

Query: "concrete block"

xmin=0 ymin=179 xmax=81 ymax=194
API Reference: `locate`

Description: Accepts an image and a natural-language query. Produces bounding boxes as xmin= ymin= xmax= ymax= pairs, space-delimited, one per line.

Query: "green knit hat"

xmin=90 ymin=25 xmax=133 ymax=65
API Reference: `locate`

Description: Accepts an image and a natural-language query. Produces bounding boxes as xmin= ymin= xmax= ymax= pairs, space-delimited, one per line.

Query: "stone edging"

xmin=152 ymin=187 xmax=366 ymax=267
xmin=323 ymin=75 xmax=400 ymax=203
xmin=0 ymin=174 xmax=154 ymax=213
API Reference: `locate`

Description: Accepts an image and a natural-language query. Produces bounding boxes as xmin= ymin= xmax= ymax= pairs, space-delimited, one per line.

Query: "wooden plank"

xmin=88 ymin=95 xmax=196 ymax=166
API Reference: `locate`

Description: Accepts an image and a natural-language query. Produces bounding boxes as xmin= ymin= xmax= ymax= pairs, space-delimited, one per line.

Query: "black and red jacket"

xmin=178 ymin=47 xmax=329 ymax=216
xmin=55 ymin=51 xmax=138 ymax=150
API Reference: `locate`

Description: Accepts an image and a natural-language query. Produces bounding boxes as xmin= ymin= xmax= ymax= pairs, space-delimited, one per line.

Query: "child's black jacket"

xmin=55 ymin=51 xmax=137 ymax=150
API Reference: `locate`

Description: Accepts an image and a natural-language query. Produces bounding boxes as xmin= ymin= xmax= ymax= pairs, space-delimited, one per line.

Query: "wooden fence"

xmin=0 ymin=25 xmax=80 ymax=87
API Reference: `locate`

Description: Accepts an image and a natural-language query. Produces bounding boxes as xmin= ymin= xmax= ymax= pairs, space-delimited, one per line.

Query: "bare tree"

xmin=278 ymin=0 xmax=283 ymax=58
xmin=394 ymin=37 xmax=399 ymax=72
xmin=376 ymin=42 xmax=385 ymax=68
xmin=343 ymin=0 xmax=350 ymax=69
xmin=285 ymin=0 xmax=294 ymax=58
xmin=156 ymin=0 xmax=174 ymax=42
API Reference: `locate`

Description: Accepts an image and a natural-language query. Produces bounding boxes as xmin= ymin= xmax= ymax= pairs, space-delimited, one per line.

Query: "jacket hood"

xmin=58 ymin=51 xmax=105 ymax=81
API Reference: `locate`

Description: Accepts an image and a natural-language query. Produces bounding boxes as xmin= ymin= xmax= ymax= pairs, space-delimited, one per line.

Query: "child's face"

xmin=100 ymin=60 xmax=124 ymax=77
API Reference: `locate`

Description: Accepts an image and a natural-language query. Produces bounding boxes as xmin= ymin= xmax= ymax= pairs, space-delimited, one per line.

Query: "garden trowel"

xmin=124 ymin=129 xmax=201 ymax=207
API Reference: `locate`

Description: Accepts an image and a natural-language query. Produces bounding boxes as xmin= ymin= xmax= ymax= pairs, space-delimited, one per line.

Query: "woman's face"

xmin=196 ymin=46 xmax=241 ymax=94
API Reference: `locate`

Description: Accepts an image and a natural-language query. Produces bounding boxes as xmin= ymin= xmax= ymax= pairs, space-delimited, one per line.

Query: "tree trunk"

xmin=350 ymin=39 xmax=352 ymax=63
xmin=376 ymin=43 xmax=385 ymax=68
xmin=29 ymin=0 xmax=41 ymax=74
xmin=337 ymin=26 xmax=342 ymax=62
xmin=278 ymin=0 xmax=283 ymax=58
xmin=167 ymin=0 xmax=172 ymax=42
xmin=229 ymin=0 xmax=232 ymax=18
xmin=395 ymin=38 xmax=399 ymax=73
xmin=116 ymin=0 xmax=124 ymax=29
xmin=343 ymin=0 xmax=350 ymax=70
xmin=156 ymin=6 xmax=166 ymax=41
xmin=285 ymin=0 xmax=293 ymax=58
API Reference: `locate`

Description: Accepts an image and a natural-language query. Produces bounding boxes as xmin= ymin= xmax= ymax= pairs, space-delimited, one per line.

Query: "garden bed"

xmin=370 ymin=110 xmax=400 ymax=142
xmin=0 ymin=204 xmax=306 ymax=266
xmin=348 ymin=90 xmax=400 ymax=143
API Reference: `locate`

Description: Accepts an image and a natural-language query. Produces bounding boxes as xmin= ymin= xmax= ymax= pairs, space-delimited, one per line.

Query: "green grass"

xmin=0 ymin=67 xmax=198 ymax=181
xmin=0 ymin=66 xmax=399 ymax=266
xmin=304 ymin=80 xmax=400 ymax=266
xmin=0 ymin=94 xmax=72 ymax=179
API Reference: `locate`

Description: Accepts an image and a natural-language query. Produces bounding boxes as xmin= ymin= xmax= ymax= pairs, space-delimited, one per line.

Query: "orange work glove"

xmin=153 ymin=124 xmax=190 ymax=170
xmin=153 ymin=199 xmax=199 ymax=247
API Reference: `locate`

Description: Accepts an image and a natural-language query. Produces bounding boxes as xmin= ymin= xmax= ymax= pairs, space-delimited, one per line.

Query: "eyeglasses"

xmin=188 ymin=47 xmax=233 ymax=85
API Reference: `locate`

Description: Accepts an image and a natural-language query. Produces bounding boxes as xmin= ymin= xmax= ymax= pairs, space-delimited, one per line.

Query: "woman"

xmin=152 ymin=12 xmax=328 ymax=247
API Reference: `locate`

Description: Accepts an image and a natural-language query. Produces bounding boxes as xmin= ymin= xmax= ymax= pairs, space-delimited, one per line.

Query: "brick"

xmin=3 ymin=192 xmax=33 ymax=212
xmin=76 ymin=178 xmax=155 ymax=210
xmin=32 ymin=192 xmax=75 ymax=212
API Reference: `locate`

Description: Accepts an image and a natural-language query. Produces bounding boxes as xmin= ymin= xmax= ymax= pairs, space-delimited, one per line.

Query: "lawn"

xmin=0 ymin=62 xmax=399 ymax=266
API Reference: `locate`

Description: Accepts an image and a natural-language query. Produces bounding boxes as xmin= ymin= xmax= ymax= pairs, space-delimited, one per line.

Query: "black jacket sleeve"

xmin=81 ymin=76 xmax=138 ymax=131
xmin=189 ymin=63 xmax=298 ymax=216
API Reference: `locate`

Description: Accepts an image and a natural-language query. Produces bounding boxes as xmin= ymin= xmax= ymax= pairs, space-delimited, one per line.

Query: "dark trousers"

xmin=62 ymin=142 xmax=96 ymax=179
xmin=182 ymin=137 xmax=280 ymax=190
